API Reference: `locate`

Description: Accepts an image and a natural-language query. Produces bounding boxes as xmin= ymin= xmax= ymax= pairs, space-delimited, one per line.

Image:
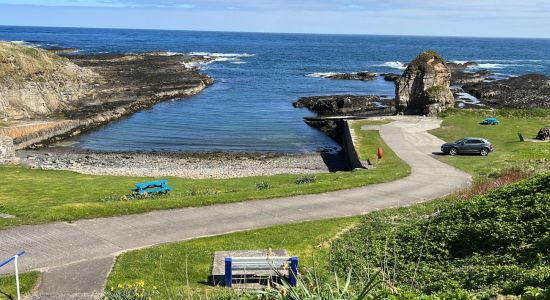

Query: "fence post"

xmin=0 ymin=251 xmax=25 ymax=300
xmin=224 ymin=257 xmax=232 ymax=288
xmin=14 ymin=255 xmax=21 ymax=300
xmin=289 ymin=256 xmax=298 ymax=287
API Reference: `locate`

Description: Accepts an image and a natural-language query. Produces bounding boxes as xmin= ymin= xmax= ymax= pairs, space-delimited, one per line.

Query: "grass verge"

xmin=0 ymin=272 xmax=39 ymax=299
xmin=106 ymin=217 xmax=360 ymax=299
xmin=430 ymin=109 xmax=550 ymax=177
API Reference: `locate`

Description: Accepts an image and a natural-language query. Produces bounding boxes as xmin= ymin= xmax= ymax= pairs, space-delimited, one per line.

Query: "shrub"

xmin=256 ymin=182 xmax=270 ymax=191
xmin=330 ymin=173 xmax=550 ymax=298
xmin=295 ymin=175 xmax=316 ymax=185
xmin=104 ymin=281 xmax=158 ymax=300
xmin=243 ymin=270 xmax=387 ymax=300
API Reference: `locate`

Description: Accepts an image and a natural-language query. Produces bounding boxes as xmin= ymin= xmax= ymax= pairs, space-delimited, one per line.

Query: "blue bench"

xmin=480 ymin=118 xmax=500 ymax=125
xmin=131 ymin=180 xmax=173 ymax=195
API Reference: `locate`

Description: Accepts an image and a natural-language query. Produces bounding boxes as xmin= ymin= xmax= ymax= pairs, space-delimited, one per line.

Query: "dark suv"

xmin=441 ymin=137 xmax=493 ymax=156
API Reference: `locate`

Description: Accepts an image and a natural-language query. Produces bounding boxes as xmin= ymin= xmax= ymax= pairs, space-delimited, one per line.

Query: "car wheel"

xmin=449 ymin=148 xmax=458 ymax=156
xmin=480 ymin=148 xmax=489 ymax=156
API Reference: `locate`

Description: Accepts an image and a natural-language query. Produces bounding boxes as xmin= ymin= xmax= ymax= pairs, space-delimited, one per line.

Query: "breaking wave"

xmin=373 ymin=61 xmax=407 ymax=70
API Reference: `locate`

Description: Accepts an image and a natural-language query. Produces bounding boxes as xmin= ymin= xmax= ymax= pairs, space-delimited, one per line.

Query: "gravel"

xmin=17 ymin=150 xmax=332 ymax=179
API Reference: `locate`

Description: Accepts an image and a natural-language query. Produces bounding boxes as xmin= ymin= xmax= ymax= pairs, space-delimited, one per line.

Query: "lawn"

xmin=106 ymin=217 xmax=360 ymax=299
xmin=0 ymin=272 xmax=39 ymax=300
xmin=430 ymin=109 xmax=550 ymax=177
xmin=106 ymin=172 xmax=549 ymax=300
xmin=0 ymin=128 xmax=410 ymax=229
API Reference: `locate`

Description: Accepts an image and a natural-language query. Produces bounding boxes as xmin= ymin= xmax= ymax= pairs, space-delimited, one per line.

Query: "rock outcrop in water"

xmin=462 ymin=74 xmax=550 ymax=108
xmin=293 ymin=95 xmax=385 ymax=116
xmin=382 ymin=73 xmax=401 ymax=82
xmin=311 ymin=71 xmax=377 ymax=81
xmin=395 ymin=50 xmax=455 ymax=116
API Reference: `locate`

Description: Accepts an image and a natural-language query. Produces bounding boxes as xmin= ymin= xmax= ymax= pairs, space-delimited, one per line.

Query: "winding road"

xmin=0 ymin=117 xmax=471 ymax=300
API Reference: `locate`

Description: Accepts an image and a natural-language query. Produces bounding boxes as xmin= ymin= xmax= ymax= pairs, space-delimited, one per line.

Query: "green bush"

xmin=296 ymin=175 xmax=316 ymax=185
xmin=330 ymin=173 xmax=550 ymax=299
xmin=255 ymin=182 xmax=270 ymax=191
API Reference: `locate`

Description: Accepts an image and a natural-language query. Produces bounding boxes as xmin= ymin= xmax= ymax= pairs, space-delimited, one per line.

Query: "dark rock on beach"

xmin=395 ymin=50 xmax=455 ymax=116
xmin=294 ymin=95 xmax=383 ymax=116
xmin=462 ymin=74 xmax=550 ymax=108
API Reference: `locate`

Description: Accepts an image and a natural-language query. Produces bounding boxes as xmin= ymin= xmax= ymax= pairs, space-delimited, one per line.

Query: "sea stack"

xmin=395 ymin=50 xmax=455 ymax=116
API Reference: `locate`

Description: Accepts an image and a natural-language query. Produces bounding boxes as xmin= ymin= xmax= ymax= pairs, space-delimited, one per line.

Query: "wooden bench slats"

xmin=225 ymin=256 xmax=298 ymax=288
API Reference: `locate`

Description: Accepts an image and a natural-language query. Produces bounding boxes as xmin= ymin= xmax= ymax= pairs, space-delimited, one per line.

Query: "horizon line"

xmin=1 ymin=24 xmax=550 ymax=41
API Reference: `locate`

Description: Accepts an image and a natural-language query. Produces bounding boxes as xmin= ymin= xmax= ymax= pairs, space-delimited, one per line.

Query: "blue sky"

xmin=1 ymin=0 xmax=549 ymax=38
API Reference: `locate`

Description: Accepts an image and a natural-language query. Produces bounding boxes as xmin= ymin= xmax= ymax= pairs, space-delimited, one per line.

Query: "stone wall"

xmin=341 ymin=120 xmax=365 ymax=170
xmin=0 ymin=135 xmax=15 ymax=163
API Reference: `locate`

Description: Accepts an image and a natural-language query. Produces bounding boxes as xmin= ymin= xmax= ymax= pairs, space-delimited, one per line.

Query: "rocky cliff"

xmin=395 ymin=50 xmax=455 ymax=116
xmin=0 ymin=43 xmax=213 ymax=149
xmin=0 ymin=42 xmax=99 ymax=119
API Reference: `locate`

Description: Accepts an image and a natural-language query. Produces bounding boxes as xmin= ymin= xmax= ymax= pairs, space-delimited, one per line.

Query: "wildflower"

xmin=280 ymin=287 xmax=288 ymax=297
xmin=138 ymin=280 xmax=145 ymax=287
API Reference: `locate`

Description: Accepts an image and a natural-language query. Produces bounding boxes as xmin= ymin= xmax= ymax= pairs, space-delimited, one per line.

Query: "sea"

xmin=2 ymin=26 xmax=550 ymax=153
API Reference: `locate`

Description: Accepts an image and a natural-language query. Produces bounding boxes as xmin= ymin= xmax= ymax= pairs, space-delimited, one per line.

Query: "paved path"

xmin=0 ymin=117 xmax=471 ymax=299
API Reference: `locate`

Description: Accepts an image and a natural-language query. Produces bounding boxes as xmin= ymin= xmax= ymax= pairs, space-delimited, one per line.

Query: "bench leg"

xmin=225 ymin=258 xmax=232 ymax=288
xmin=289 ymin=256 xmax=298 ymax=287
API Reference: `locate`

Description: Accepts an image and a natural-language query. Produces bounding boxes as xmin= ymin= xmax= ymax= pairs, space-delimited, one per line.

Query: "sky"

xmin=1 ymin=0 xmax=550 ymax=38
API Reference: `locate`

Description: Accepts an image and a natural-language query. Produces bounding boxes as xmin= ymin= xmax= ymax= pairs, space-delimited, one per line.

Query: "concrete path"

xmin=0 ymin=117 xmax=471 ymax=300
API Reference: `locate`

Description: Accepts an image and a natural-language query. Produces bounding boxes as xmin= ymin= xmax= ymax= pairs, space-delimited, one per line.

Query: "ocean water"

xmin=2 ymin=26 xmax=550 ymax=153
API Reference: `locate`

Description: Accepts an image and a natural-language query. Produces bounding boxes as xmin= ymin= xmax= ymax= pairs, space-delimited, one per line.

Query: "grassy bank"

xmin=0 ymin=128 xmax=409 ymax=229
xmin=0 ymin=272 xmax=39 ymax=299
xmin=331 ymin=172 xmax=550 ymax=299
xmin=430 ymin=109 xmax=550 ymax=177
xmin=107 ymin=217 xmax=359 ymax=299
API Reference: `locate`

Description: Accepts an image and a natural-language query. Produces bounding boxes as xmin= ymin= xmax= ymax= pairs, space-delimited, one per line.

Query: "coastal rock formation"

xmin=310 ymin=71 xmax=377 ymax=81
xmin=294 ymin=95 xmax=382 ymax=116
xmin=395 ymin=50 xmax=455 ymax=116
xmin=0 ymin=42 xmax=99 ymax=119
xmin=0 ymin=43 xmax=213 ymax=149
xmin=0 ymin=135 xmax=15 ymax=162
xmin=462 ymin=74 xmax=550 ymax=108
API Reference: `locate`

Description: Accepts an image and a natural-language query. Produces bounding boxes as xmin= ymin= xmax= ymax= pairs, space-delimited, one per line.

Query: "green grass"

xmin=351 ymin=120 xmax=402 ymax=165
xmin=106 ymin=217 xmax=359 ymax=299
xmin=430 ymin=109 xmax=550 ymax=177
xmin=0 ymin=130 xmax=410 ymax=229
xmin=0 ymin=272 xmax=39 ymax=299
